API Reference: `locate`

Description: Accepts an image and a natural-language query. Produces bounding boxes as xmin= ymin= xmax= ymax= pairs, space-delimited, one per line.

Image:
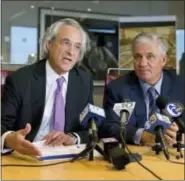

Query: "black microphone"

xmin=108 ymin=101 xmax=142 ymax=170
xmin=79 ymin=103 xmax=106 ymax=141
xmin=156 ymin=96 xmax=185 ymax=130
xmin=145 ymin=112 xmax=170 ymax=160
xmin=71 ymin=104 xmax=107 ymax=162
xmin=113 ymin=101 xmax=136 ymax=141
xmin=156 ymin=96 xmax=185 ymax=157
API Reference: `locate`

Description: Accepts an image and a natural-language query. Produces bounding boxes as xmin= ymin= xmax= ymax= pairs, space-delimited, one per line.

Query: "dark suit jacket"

xmin=1 ymin=59 xmax=93 ymax=143
xmin=102 ymin=70 xmax=185 ymax=143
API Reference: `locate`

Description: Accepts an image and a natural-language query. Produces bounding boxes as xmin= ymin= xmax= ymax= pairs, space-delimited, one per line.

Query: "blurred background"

xmin=1 ymin=0 xmax=184 ymax=106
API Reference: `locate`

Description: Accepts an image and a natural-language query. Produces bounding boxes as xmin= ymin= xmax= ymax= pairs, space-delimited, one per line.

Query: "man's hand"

xmin=4 ymin=123 xmax=41 ymax=156
xmin=164 ymin=122 xmax=179 ymax=146
xmin=43 ymin=131 xmax=74 ymax=146
xmin=141 ymin=131 xmax=155 ymax=147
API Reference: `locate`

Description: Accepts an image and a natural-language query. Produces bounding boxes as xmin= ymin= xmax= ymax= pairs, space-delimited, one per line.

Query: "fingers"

xmin=165 ymin=129 xmax=177 ymax=140
xmin=168 ymin=122 xmax=179 ymax=132
xmin=19 ymin=141 xmax=41 ymax=156
xmin=19 ymin=123 xmax=32 ymax=136
xmin=43 ymin=131 xmax=66 ymax=146
xmin=164 ymin=134 xmax=176 ymax=146
xmin=141 ymin=131 xmax=155 ymax=146
xmin=49 ymin=134 xmax=67 ymax=146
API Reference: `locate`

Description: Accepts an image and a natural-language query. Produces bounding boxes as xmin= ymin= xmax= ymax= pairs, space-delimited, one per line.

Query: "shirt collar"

xmin=46 ymin=60 xmax=69 ymax=86
xmin=139 ymin=71 xmax=163 ymax=97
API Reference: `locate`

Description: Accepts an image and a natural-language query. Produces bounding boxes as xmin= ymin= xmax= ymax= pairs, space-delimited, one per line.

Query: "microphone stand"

xmin=173 ymin=130 xmax=184 ymax=159
xmin=119 ymin=113 xmax=142 ymax=164
xmin=71 ymin=119 xmax=107 ymax=162
xmin=152 ymin=127 xmax=170 ymax=160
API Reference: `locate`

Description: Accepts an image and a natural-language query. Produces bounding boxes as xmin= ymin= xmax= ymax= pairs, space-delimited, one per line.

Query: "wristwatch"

xmin=68 ymin=133 xmax=78 ymax=144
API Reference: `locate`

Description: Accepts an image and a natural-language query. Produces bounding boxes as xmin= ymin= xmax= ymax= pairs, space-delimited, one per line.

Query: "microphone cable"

xmin=1 ymin=159 xmax=72 ymax=167
xmin=120 ymin=132 xmax=163 ymax=180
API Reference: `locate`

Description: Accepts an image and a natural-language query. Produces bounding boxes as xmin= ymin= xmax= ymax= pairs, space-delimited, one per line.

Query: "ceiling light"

xmin=87 ymin=8 xmax=91 ymax=12
xmin=30 ymin=5 xmax=35 ymax=9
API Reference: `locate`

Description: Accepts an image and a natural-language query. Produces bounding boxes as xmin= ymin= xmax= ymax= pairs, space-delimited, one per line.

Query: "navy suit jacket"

xmin=1 ymin=59 xmax=93 ymax=143
xmin=102 ymin=70 xmax=185 ymax=143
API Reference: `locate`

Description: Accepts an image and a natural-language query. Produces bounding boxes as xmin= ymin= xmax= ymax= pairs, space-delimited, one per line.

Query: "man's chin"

xmin=139 ymin=76 xmax=151 ymax=83
xmin=60 ymin=65 xmax=73 ymax=73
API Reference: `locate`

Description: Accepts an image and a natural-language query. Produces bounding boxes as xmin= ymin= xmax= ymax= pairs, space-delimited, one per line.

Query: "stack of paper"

xmin=33 ymin=141 xmax=100 ymax=161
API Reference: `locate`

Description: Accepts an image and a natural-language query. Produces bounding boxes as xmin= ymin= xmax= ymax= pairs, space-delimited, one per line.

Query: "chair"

xmin=103 ymin=67 xmax=133 ymax=104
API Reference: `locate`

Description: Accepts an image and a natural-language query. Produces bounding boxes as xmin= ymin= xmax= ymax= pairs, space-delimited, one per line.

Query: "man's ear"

xmin=162 ymin=55 xmax=168 ymax=67
xmin=46 ymin=41 xmax=52 ymax=50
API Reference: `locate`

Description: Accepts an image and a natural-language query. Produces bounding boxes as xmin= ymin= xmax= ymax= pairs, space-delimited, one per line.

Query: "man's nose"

xmin=139 ymin=56 xmax=148 ymax=66
xmin=66 ymin=44 xmax=75 ymax=55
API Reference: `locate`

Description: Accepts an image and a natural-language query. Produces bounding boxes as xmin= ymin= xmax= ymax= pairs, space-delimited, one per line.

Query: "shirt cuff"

xmin=69 ymin=132 xmax=81 ymax=145
xmin=1 ymin=131 xmax=14 ymax=152
xmin=133 ymin=128 xmax=144 ymax=145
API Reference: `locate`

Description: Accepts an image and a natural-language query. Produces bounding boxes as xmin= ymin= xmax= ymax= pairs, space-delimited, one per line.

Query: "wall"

xmin=1 ymin=0 xmax=184 ymax=107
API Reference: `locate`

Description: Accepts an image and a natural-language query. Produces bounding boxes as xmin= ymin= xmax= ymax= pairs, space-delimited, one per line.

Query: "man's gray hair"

xmin=131 ymin=32 xmax=168 ymax=56
xmin=40 ymin=18 xmax=90 ymax=62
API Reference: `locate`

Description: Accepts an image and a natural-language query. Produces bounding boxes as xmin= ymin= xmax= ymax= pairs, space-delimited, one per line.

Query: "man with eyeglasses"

xmin=102 ymin=32 xmax=184 ymax=147
xmin=1 ymin=18 xmax=93 ymax=156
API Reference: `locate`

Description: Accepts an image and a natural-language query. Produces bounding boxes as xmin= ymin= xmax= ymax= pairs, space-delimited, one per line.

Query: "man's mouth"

xmin=63 ymin=58 xmax=72 ymax=62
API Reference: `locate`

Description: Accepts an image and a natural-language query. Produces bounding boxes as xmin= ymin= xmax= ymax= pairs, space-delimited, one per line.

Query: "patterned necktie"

xmin=148 ymin=87 xmax=157 ymax=116
xmin=52 ymin=76 xmax=65 ymax=131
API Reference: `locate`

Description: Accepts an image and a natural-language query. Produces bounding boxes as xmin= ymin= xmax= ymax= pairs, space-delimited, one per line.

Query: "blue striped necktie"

xmin=148 ymin=87 xmax=157 ymax=116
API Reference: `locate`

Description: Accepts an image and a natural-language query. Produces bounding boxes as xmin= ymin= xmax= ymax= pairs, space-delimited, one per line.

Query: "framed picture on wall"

xmin=119 ymin=16 xmax=177 ymax=70
xmin=38 ymin=8 xmax=120 ymax=86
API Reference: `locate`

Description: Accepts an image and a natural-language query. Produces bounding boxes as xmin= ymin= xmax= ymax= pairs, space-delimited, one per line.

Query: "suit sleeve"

xmin=73 ymin=74 xmax=94 ymax=144
xmin=102 ymin=84 xmax=138 ymax=144
xmin=1 ymin=75 xmax=21 ymax=135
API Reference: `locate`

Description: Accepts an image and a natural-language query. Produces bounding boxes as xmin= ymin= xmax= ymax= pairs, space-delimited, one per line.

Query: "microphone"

xmin=156 ymin=96 xmax=185 ymax=157
xmin=113 ymin=101 xmax=136 ymax=126
xmin=79 ymin=104 xmax=106 ymax=140
xmin=164 ymin=103 xmax=184 ymax=130
xmin=145 ymin=112 xmax=171 ymax=160
xmin=156 ymin=96 xmax=185 ymax=130
xmin=113 ymin=101 xmax=136 ymax=146
xmin=110 ymin=101 xmax=142 ymax=170
xmin=71 ymin=104 xmax=107 ymax=162
xmin=80 ymin=103 xmax=105 ymax=127
xmin=144 ymin=112 xmax=172 ymax=134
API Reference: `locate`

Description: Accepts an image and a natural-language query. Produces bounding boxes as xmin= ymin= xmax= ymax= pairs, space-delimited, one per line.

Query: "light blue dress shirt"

xmin=133 ymin=72 xmax=163 ymax=144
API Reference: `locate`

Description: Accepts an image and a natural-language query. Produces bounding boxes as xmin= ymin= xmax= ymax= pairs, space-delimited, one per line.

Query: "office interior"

xmin=1 ymin=0 xmax=184 ymax=107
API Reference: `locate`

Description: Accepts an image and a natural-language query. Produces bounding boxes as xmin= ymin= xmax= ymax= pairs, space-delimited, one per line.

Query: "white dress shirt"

xmin=33 ymin=61 xmax=69 ymax=141
xmin=1 ymin=61 xmax=80 ymax=151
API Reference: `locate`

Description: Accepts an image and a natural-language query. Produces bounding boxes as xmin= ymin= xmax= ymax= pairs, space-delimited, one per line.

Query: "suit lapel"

xmin=129 ymin=73 xmax=147 ymax=126
xmin=65 ymin=69 xmax=79 ymax=130
xmin=161 ymin=71 xmax=172 ymax=97
xmin=27 ymin=60 xmax=46 ymax=141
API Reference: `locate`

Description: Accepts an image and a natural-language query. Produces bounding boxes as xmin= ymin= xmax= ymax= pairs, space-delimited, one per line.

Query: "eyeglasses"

xmin=57 ymin=38 xmax=82 ymax=53
xmin=133 ymin=53 xmax=157 ymax=63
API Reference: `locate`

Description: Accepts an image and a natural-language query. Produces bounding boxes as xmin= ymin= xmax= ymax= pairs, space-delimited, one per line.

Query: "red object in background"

xmin=1 ymin=70 xmax=14 ymax=85
xmin=1 ymin=70 xmax=14 ymax=96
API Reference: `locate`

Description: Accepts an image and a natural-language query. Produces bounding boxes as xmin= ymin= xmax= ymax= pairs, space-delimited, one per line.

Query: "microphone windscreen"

xmin=156 ymin=96 xmax=168 ymax=110
xmin=108 ymin=146 xmax=130 ymax=170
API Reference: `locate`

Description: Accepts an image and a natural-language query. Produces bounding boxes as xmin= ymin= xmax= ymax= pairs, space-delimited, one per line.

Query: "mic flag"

xmin=113 ymin=102 xmax=135 ymax=124
xmin=165 ymin=102 xmax=184 ymax=118
xmin=79 ymin=103 xmax=105 ymax=128
xmin=144 ymin=112 xmax=172 ymax=134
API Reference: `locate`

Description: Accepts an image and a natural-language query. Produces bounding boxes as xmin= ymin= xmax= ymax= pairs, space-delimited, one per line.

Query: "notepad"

xmin=33 ymin=141 xmax=100 ymax=161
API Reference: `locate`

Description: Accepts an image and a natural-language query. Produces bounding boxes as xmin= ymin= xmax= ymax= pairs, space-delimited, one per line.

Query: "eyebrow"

xmin=61 ymin=37 xmax=82 ymax=46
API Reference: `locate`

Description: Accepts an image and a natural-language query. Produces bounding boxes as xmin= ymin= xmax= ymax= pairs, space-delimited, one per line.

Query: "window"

xmin=176 ymin=29 xmax=184 ymax=62
xmin=10 ymin=26 xmax=37 ymax=64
